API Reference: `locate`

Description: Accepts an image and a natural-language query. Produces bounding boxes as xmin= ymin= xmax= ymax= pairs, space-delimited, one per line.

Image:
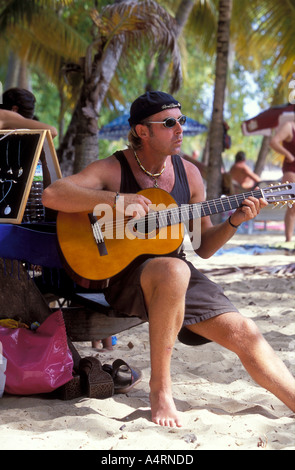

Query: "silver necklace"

xmin=1 ymin=179 xmax=14 ymax=215
xmin=6 ymin=141 xmax=13 ymax=175
xmin=17 ymin=140 xmax=23 ymax=177
xmin=134 ymin=150 xmax=166 ymax=188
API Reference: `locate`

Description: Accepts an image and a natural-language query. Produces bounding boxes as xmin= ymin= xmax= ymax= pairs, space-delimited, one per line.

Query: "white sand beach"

xmin=0 ymin=225 xmax=294 ymax=451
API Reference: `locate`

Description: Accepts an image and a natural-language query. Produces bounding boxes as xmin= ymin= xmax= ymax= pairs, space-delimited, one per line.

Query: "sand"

xmin=0 ymin=226 xmax=294 ymax=451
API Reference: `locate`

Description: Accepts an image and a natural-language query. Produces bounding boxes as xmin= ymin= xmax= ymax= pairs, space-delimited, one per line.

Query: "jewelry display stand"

xmin=0 ymin=131 xmax=143 ymax=341
xmin=0 ymin=129 xmax=61 ymax=224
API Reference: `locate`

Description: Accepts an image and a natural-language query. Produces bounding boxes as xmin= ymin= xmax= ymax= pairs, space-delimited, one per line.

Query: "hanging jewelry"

xmin=16 ymin=140 xmax=23 ymax=177
xmin=1 ymin=179 xmax=14 ymax=216
xmin=134 ymin=150 xmax=166 ymax=188
xmin=3 ymin=204 xmax=11 ymax=215
xmin=6 ymin=141 xmax=13 ymax=175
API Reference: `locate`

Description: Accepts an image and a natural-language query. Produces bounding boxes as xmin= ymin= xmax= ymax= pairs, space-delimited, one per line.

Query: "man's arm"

xmin=184 ymin=159 xmax=267 ymax=259
xmin=42 ymin=159 xmax=119 ymax=212
xmin=0 ymin=109 xmax=58 ymax=138
xmin=42 ymin=157 xmax=151 ymax=215
xmin=194 ymin=196 xmax=266 ymax=259
xmin=270 ymin=122 xmax=295 ymax=162
xmin=242 ymin=163 xmax=261 ymax=184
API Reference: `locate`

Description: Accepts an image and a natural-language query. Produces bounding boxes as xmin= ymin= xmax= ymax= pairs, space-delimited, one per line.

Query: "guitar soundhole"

xmin=133 ymin=214 xmax=158 ymax=239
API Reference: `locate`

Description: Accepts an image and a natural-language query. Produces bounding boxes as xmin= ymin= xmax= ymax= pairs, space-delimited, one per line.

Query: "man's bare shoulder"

xmin=272 ymin=121 xmax=294 ymax=143
xmin=181 ymin=155 xmax=202 ymax=176
xmin=180 ymin=155 xmax=205 ymax=201
xmin=181 ymin=155 xmax=204 ymax=185
xmin=81 ymin=152 xmax=122 ymax=190
xmin=91 ymin=154 xmax=120 ymax=168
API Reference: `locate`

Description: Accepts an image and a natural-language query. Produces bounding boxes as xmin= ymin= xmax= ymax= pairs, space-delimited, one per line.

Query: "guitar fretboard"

xmin=141 ymin=189 xmax=264 ymax=230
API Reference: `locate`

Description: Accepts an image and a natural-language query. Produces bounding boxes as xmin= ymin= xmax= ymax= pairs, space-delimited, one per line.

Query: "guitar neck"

xmin=156 ymin=188 xmax=264 ymax=228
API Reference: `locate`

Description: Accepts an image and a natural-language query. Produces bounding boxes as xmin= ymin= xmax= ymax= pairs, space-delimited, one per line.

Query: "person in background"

xmin=0 ymin=87 xmax=57 ymax=138
xmin=270 ymin=121 xmax=295 ymax=242
xmin=92 ymin=337 xmax=114 ymax=351
xmin=229 ymin=151 xmax=261 ymax=192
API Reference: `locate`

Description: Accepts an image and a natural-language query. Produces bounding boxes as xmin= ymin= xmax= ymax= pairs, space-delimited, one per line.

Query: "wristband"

xmin=228 ymin=215 xmax=240 ymax=229
xmin=113 ymin=192 xmax=120 ymax=209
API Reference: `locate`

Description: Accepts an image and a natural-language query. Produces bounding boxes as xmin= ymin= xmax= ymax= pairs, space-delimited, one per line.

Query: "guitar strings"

xmin=97 ymin=184 xmax=293 ymax=235
xmin=97 ymin=189 xmax=265 ymax=235
xmin=100 ymin=189 xmax=263 ymax=232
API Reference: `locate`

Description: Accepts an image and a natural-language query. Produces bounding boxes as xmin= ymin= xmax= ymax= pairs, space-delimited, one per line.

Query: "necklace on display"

xmin=6 ymin=141 xmax=13 ymax=175
xmin=17 ymin=140 xmax=23 ymax=177
xmin=134 ymin=150 xmax=166 ymax=188
xmin=0 ymin=179 xmax=14 ymax=215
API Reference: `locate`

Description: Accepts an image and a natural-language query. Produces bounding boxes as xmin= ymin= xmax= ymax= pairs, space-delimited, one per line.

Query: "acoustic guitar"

xmin=57 ymin=183 xmax=295 ymax=288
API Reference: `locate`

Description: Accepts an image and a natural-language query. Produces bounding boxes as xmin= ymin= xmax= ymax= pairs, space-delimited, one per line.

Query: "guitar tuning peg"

xmin=287 ymin=202 xmax=294 ymax=208
xmin=272 ymin=202 xmax=280 ymax=208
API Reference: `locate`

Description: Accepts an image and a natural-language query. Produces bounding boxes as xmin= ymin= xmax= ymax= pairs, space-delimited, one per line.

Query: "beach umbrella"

xmin=241 ymin=103 xmax=295 ymax=136
xmin=182 ymin=116 xmax=208 ymax=136
xmin=98 ymin=114 xmax=207 ymax=140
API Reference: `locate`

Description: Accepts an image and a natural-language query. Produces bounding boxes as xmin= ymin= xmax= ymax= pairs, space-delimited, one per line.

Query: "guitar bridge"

xmin=88 ymin=213 xmax=108 ymax=256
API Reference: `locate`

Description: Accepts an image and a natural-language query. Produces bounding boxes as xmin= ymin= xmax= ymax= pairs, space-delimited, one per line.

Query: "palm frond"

xmin=3 ymin=3 xmax=89 ymax=85
xmin=185 ymin=0 xmax=218 ymax=55
xmin=247 ymin=0 xmax=295 ymax=74
xmin=97 ymin=0 xmax=182 ymax=92
xmin=0 ymin=0 xmax=74 ymax=30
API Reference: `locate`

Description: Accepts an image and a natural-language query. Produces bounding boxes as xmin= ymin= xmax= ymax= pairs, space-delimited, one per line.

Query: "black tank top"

xmin=114 ymin=151 xmax=190 ymax=206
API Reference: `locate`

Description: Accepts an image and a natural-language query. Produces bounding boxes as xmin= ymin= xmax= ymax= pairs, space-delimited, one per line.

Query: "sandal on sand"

xmin=102 ymin=359 xmax=142 ymax=394
xmin=79 ymin=357 xmax=114 ymax=399
xmin=53 ymin=374 xmax=83 ymax=400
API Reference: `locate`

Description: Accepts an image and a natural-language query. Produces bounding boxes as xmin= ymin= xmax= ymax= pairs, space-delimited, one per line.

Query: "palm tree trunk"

xmin=146 ymin=0 xmax=194 ymax=91
xmin=4 ymin=52 xmax=20 ymax=89
xmin=58 ymin=0 xmax=181 ymax=175
xmin=254 ymin=135 xmax=271 ymax=177
xmin=73 ymin=39 xmax=125 ymax=173
xmin=206 ymin=0 xmax=232 ymax=214
xmin=4 ymin=53 xmax=31 ymax=91
xmin=58 ymin=38 xmax=125 ymax=175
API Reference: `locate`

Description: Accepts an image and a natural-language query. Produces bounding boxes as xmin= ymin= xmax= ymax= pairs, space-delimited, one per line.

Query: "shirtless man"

xmin=270 ymin=121 xmax=295 ymax=242
xmin=229 ymin=151 xmax=260 ymax=191
xmin=42 ymin=91 xmax=295 ymax=427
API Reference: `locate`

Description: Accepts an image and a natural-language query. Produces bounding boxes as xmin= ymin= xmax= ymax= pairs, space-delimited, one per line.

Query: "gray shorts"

xmin=104 ymin=255 xmax=239 ymax=346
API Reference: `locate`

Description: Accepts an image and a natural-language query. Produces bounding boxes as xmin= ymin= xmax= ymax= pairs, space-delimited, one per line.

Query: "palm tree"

xmin=146 ymin=0 xmax=218 ymax=92
xmin=205 ymin=0 xmax=232 ymax=204
xmin=0 ymin=1 xmax=88 ymax=82
xmin=58 ymin=0 xmax=182 ymax=174
xmin=235 ymin=0 xmax=295 ymax=177
xmin=0 ymin=0 xmax=89 ymax=138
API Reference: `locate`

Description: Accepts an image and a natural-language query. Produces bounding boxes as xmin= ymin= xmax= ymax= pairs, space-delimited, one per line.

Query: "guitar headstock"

xmin=262 ymin=182 xmax=295 ymax=207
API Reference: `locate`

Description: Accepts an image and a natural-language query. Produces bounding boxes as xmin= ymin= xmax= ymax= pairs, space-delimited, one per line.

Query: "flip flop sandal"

xmin=79 ymin=356 xmax=114 ymax=399
xmin=103 ymin=359 xmax=142 ymax=394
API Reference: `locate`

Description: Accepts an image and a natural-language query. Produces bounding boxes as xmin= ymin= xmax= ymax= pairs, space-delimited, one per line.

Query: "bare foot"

xmin=91 ymin=340 xmax=113 ymax=351
xmin=150 ymin=389 xmax=182 ymax=427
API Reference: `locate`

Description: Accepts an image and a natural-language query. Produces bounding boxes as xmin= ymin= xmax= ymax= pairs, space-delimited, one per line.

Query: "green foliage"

xmin=1 ymin=0 xmax=294 ymax=167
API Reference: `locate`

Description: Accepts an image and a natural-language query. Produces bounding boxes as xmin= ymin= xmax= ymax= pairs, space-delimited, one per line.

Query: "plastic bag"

xmin=0 ymin=310 xmax=73 ymax=395
xmin=0 ymin=351 xmax=7 ymax=398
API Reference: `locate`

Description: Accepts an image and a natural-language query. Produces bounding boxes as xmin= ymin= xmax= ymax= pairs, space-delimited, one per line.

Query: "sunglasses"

xmin=147 ymin=115 xmax=186 ymax=128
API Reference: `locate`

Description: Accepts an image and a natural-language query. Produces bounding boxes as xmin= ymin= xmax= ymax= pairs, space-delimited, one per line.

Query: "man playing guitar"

xmin=43 ymin=91 xmax=295 ymax=427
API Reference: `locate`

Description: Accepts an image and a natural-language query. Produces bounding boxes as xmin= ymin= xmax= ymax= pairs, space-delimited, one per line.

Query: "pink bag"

xmin=0 ymin=310 xmax=73 ymax=395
